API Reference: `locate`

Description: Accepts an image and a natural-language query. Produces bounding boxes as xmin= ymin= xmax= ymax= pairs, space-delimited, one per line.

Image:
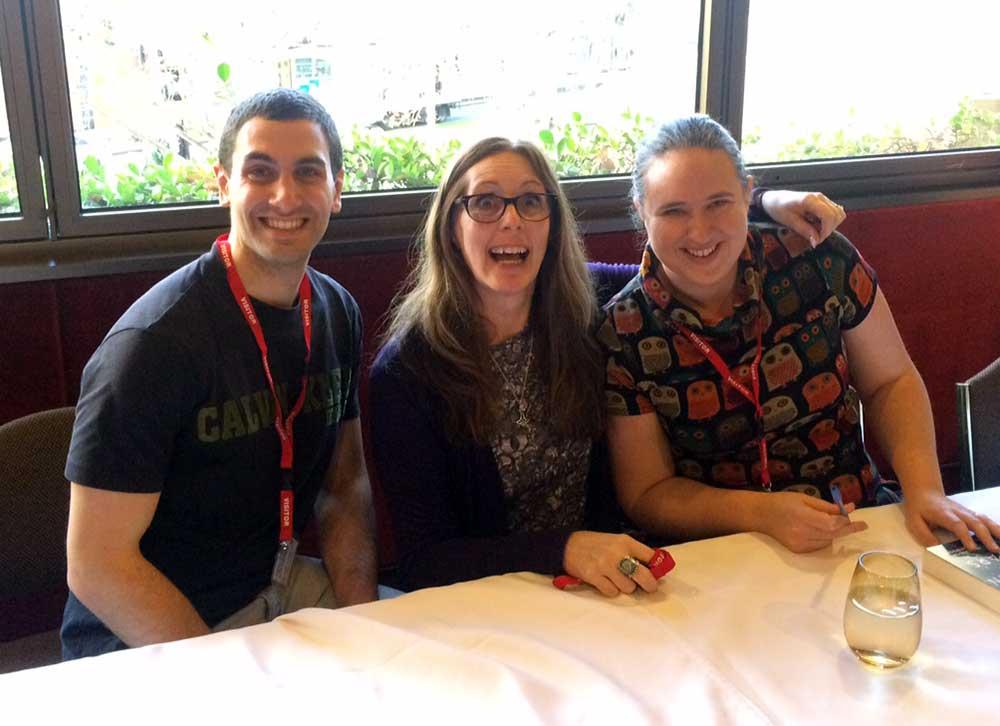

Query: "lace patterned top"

xmin=489 ymin=329 xmax=590 ymax=533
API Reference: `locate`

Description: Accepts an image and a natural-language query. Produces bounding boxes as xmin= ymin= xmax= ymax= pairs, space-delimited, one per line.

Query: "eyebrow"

xmin=467 ymin=180 xmax=546 ymax=194
xmin=295 ymin=156 xmax=329 ymax=168
xmin=240 ymin=152 xmax=328 ymax=168
xmin=656 ymin=191 xmax=735 ymax=210
xmin=241 ymin=152 xmax=276 ymax=166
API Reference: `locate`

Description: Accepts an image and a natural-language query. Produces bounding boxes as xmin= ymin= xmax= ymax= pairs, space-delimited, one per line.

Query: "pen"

xmin=830 ymin=483 xmax=850 ymax=519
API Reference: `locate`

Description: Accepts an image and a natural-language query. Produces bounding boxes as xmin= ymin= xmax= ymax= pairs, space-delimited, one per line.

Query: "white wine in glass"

xmin=843 ymin=551 xmax=922 ymax=668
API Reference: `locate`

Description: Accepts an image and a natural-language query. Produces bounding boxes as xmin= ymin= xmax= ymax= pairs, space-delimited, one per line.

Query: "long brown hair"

xmin=383 ymin=137 xmax=604 ymax=444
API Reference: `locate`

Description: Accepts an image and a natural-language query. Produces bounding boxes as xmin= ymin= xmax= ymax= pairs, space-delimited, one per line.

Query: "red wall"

xmin=840 ymin=199 xmax=1000 ymax=461
xmin=2 ymin=196 xmax=999 ymax=549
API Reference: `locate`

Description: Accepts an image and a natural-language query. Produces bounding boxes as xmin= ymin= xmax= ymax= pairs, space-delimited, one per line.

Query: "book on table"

xmin=922 ymin=535 xmax=1000 ymax=615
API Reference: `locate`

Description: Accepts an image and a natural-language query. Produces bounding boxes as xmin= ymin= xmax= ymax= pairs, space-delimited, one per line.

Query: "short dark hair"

xmin=217 ymin=88 xmax=342 ymax=174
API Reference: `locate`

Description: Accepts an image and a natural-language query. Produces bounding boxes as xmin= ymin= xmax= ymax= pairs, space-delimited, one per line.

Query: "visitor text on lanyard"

xmin=216 ymin=235 xmax=313 ymax=584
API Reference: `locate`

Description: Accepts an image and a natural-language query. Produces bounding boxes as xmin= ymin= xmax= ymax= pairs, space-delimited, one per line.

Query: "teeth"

xmin=263 ymin=218 xmax=305 ymax=230
xmin=490 ymin=246 xmax=528 ymax=255
xmin=687 ymin=244 xmax=718 ymax=258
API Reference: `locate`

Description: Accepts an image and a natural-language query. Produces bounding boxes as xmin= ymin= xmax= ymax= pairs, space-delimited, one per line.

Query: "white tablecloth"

xmin=4 ymin=490 xmax=999 ymax=724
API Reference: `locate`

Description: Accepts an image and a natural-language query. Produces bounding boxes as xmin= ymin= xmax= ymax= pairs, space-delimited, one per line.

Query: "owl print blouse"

xmin=598 ymin=227 xmax=883 ymax=507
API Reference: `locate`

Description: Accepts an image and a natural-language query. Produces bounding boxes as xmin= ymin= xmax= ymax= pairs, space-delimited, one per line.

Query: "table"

xmin=3 ymin=490 xmax=999 ymax=724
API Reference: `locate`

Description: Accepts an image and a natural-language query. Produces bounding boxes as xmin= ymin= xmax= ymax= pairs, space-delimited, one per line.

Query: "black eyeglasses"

xmin=455 ymin=192 xmax=556 ymax=223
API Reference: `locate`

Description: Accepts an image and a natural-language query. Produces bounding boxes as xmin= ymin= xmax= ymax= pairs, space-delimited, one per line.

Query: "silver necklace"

xmin=491 ymin=335 xmax=534 ymax=430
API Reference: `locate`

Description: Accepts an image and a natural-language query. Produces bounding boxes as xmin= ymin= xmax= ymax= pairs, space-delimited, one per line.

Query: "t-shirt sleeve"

xmin=748 ymin=185 xmax=772 ymax=224
xmin=66 ymin=328 xmax=197 ymax=493
xmin=595 ymin=303 xmax=654 ymax=417
xmin=814 ymin=232 xmax=879 ymax=329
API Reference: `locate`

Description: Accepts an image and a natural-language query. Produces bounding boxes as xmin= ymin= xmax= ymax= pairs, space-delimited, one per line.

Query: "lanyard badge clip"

xmin=273 ymin=473 xmax=298 ymax=587
xmin=271 ymin=537 xmax=299 ymax=588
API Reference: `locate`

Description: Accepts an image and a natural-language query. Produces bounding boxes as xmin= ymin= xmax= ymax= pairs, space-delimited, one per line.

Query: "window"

xmin=742 ymin=0 xmax=1000 ymax=163
xmin=0 ymin=63 xmax=19 ymax=216
xmin=57 ymin=0 xmax=700 ymax=211
xmin=0 ymin=0 xmax=996 ymax=257
xmin=0 ymin=2 xmax=46 ymax=244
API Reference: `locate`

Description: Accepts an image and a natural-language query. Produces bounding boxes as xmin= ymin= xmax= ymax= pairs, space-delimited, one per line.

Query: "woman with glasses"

xmin=370 ymin=137 xmax=848 ymax=594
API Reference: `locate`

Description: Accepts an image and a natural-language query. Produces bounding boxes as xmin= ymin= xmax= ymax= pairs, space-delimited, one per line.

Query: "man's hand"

xmin=761 ymin=190 xmax=846 ymax=246
xmin=902 ymin=488 xmax=1000 ymax=553
xmin=755 ymin=491 xmax=868 ymax=553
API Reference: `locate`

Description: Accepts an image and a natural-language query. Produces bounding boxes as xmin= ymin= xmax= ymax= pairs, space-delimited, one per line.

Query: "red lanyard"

xmin=671 ymin=319 xmax=771 ymax=491
xmin=215 ymin=236 xmax=313 ymax=541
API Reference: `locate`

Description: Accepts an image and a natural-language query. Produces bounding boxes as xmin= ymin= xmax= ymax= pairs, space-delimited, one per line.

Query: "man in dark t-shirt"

xmin=62 ymin=89 xmax=378 ymax=659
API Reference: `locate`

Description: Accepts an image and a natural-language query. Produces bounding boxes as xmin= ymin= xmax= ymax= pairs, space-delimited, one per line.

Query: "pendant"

xmin=516 ymin=409 xmax=530 ymax=428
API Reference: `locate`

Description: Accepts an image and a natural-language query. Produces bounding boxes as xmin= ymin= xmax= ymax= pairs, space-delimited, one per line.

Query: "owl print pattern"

xmin=598 ymin=228 xmax=882 ymax=506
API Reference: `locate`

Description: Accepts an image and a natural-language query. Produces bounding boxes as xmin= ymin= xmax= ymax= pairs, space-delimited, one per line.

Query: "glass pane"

xmin=0 ymin=61 xmax=21 ymax=215
xmin=59 ymin=0 xmax=699 ymax=208
xmin=742 ymin=0 xmax=1000 ymax=164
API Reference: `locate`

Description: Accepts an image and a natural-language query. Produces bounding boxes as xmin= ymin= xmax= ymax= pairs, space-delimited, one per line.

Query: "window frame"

xmin=700 ymin=0 xmax=1000 ymax=209
xmin=30 ymin=0 xmax=225 ymax=239
xmin=0 ymin=0 xmax=997 ymax=280
xmin=0 ymin=1 xmax=48 ymax=241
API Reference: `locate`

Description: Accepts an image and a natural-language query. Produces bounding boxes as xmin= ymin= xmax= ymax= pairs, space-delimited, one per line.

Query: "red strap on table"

xmin=553 ymin=548 xmax=676 ymax=590
xmin=645 ymin=548 xmax=676 ymax=578
xmin=216 ymin=235 xmax=312 ymax=543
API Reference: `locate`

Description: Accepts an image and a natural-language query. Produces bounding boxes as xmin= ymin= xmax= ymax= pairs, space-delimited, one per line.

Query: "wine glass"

xmin=843 ymin=551 xmax=922 ymax=668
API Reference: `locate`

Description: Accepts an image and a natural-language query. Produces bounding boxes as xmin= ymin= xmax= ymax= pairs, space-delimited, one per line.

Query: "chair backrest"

xmin=957 ymin=357 xmax=1000 ymax=491
xmin=590 ymin=262 xmax=639 ymax=307
xmin=0 ymin=406 xmax=75 ymax=641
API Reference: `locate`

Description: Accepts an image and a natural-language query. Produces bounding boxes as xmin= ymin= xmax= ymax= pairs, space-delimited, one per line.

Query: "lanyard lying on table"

xmin=553 ymin=549 xmax=676 ymax=590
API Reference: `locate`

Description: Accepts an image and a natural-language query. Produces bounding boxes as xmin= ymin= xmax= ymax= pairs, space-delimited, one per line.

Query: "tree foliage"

xmin=343 ymin=128 xmax=461 ymax=192
xmin=78 ymin=152 xmax=218 ymax=208
xmin=538 ymin=110 xmax=655 ymax=178
xmin=743 ymin=98 xmax=1000 ymax=162
xmin=0 ymin=100 xmax=996 ymax=215
xmin=0 ymin=160 xmax=19 ymax=215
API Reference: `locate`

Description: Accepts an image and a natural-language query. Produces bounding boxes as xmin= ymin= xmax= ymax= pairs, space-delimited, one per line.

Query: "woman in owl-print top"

xmin=600 ymin=114 xmax=1000 ymax=555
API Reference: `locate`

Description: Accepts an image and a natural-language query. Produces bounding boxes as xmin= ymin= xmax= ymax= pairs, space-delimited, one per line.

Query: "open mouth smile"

xmin=261 ymin=217 xmax=307 ymax=231
xmin=489 ymin=246 xmax=529 ymax=263
xmin=683 ymin=242 xmax=721 ymax=259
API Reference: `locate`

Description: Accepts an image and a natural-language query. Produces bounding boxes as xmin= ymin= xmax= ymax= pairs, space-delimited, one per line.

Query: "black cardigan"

xmin=369 ymin=262 xmax=637 ymax=591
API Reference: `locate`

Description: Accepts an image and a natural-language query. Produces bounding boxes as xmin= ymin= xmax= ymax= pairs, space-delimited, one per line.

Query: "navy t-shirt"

xmin=62 ymin=247 xmax=361 ymax=658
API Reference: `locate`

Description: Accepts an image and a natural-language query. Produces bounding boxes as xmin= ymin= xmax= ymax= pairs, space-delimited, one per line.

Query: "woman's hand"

xmin=563 ymin=531 xmax=658 ymax=597
xmin=756 ymin=492 xmax=868 ymax=553
xmin=761 ymin=190 xmax=846 ymax=246
xmin=902 ymin=489 xmax=1000 ymax=552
